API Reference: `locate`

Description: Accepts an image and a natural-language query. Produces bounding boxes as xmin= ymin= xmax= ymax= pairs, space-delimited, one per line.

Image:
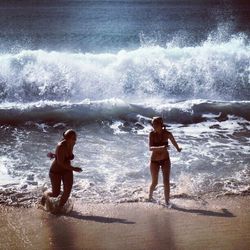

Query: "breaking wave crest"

xmin=0 ymin=35 xmax=249 ymax=103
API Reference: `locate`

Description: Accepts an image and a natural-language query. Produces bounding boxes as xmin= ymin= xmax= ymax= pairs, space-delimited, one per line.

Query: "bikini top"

xmin=151 ymin=131 xmax=169 ymax=147
xmin=54 ymin=153 xmax=74 ymax=161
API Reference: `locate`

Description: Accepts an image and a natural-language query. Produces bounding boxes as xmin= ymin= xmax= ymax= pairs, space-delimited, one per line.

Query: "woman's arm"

xmin=168 ymin=132 xmax=182 ymax=152
xmin=47 ymin=152 xmax=56 ymax=159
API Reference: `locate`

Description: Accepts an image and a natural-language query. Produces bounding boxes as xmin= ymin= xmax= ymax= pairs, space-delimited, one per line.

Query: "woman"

xmin=149 ymin=117 xmax=181 ymax=205
xmin=42 ymin=129 xmax=82 ymax=213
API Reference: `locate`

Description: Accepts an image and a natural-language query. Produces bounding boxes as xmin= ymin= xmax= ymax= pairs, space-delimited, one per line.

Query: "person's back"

xmin=150 ymin=129 xmax=170 ymax=162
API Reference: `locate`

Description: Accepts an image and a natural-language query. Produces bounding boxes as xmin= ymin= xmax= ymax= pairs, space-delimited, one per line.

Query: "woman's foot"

xmin=52 ymin=205 xmax=62 ymax=215
xmin=147 ymin=196 xmax=157 ymax=203
xmin=165 ymin=200 xmax=172 ymax=208
xmin=40 ymin=195 xmax=46 ymax=206
xmin=148 ymin=195 xmax=153 ymax=201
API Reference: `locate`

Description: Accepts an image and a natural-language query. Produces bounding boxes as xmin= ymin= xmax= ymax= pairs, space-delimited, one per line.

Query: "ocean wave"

xmin=0 ymin=35 xmax=249 ymax=102
xmin=0 ymin=99 xmax=249 ymax=125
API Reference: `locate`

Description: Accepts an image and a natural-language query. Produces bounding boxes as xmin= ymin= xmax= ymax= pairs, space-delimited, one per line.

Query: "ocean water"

xmin=0 ymin=0 xmax=250 ymax=206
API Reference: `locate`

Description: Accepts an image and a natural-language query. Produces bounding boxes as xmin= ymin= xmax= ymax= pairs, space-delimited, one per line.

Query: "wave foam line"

xmin=0 ymin=99 xmax=249 ymax=125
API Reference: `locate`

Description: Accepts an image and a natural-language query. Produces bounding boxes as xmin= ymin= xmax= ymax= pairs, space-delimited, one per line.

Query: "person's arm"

xmin=56 ymin=144 xmax=82 ymax=172
xmin=168 ymin=132 xmax=182 ymax=152
xmin=149 ymin=132 xmax=166 ymax=151
xmin=47 ymin=152 xmax=56 ymax=159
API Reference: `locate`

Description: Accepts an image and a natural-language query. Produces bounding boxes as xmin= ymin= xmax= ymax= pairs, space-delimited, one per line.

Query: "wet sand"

xmin=1 ymin=196 xmax=250 ymax=250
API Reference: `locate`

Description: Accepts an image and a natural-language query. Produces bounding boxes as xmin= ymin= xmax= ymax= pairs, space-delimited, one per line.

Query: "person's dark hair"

xmin=152 ymin=117 xmax=166 ymax=130
xmin=63 ymin=129 xmax=76 ymax=140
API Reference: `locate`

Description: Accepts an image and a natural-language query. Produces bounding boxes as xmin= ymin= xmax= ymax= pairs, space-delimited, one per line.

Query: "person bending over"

xmin=42 ymin=129 xmax=82 ymax=213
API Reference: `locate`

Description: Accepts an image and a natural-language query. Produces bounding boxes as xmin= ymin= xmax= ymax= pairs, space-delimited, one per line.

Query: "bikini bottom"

xmin=151 ymin=158 xmax=170 ymax=167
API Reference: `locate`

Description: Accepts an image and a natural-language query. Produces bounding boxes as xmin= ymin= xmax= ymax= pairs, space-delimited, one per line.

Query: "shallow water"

xmin=0 ymin=104 xmax=249 ymax=205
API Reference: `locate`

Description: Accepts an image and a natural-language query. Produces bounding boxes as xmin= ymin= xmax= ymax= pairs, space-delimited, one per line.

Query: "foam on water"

xmin=0 ymin=112 xmax=249 ymax=206
xmin=0 ymin=35 xmax=249 ymax=103
xmin=0 ymin=156 xmax=17 ymax=185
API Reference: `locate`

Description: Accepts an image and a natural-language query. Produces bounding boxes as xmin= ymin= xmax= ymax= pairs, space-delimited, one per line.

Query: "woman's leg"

xmin=59 ymin=171 xmax=73 ymax=207
xmin=41 ymin=173 xmax=61 ymax=205
xmin=149 ymin=162 xmax=160 ymax=200
xmin=48 ymin=172 xmax=62 ymax=197
xmin=161 ymin=161 xmax=171 ymax=204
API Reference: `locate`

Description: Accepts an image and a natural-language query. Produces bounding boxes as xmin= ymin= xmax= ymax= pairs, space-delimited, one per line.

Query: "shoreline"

xmin=1 ymin=196 xmax=250 ymax=250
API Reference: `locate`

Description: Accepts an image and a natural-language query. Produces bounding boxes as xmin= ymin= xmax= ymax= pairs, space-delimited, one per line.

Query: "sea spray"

xmin=0 ymin=36 xmax=249 ymax=103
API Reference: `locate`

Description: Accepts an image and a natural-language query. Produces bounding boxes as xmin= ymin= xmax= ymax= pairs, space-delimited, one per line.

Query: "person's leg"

xmin=59 ymin=171 xmax=73 ymax=208
xmin=161 ymin=161 xmax=171 ymax=204
xmin=149 ymin=162 xmax=160 ymax=200
xmin=41 ymin=173 xmax=61 ymax=206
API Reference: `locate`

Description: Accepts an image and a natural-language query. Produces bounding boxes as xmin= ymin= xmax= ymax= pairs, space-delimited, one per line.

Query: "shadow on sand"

xmin=170 ymin=204 xmax=235 ymax=218
xmin=65 ymin=210 xmax=135 ymax=224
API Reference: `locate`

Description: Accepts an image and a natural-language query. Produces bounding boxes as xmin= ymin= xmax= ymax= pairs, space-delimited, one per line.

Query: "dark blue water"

xmin=0 ymin=0 xmax=249 ymax=52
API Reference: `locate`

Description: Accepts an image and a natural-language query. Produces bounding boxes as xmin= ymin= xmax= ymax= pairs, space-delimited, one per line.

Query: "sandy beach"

xmin=1 ymin=196 xmax=250 ymax=250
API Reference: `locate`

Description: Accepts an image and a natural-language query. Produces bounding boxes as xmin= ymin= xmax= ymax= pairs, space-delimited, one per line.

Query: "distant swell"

xmin=0 ymin=35 xmax=249 ymax=102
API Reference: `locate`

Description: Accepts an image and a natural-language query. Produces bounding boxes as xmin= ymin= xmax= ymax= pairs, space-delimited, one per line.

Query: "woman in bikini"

xmin=149 ymin=117 xmax=181 ymax=205
xmin=42 ymin=129 xmax=82 ymax=213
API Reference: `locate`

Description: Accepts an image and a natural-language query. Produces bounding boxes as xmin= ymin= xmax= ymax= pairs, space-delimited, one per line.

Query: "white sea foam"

xmin=0 ymin=35 xmax=249 ymax=103
xmin=0 ymin=156 xmax=16 ymax=185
